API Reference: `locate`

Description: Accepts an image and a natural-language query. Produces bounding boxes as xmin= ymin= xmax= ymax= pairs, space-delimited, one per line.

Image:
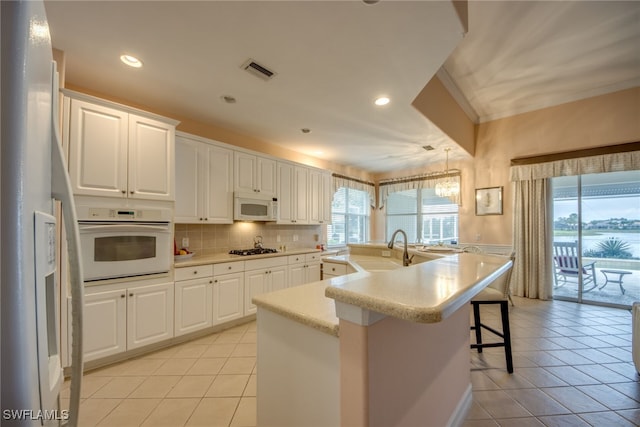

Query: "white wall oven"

xmin=77 ymin=205 xmax=172 ymax=281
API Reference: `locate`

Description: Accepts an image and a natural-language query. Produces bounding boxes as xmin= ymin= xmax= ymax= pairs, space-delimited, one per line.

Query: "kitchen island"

xmin=253 ymin=251 xmax=513 ymax=427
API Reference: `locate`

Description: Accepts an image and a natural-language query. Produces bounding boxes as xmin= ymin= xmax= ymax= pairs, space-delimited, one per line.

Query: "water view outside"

xmin=552 ymin=171 xmax=640 ymax=308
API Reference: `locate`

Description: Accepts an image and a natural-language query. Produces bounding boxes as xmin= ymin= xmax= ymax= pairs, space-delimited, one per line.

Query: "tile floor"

xmin=63 ymin=296 xmax=640 ymax=426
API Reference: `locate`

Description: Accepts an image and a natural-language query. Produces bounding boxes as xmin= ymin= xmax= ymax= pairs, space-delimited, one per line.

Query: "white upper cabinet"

xmin=175 ymin=134 xmax=233 ymax=224
xmin=310 ymin=170 xmax=332 ymax=224
xmin=64 ymin=92 xmax=177 ymax=201
xmin=277 ymin=162 xmax=310 ymax=224
xmin=234 ymin=152 xmax=277 ymax=197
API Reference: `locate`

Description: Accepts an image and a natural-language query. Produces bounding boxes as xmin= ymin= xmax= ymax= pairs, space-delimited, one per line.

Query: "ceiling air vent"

xmin=422 ymin=145 xmax=435 ymax=151
xmin=241 ymin=59 xmax=277 ymax=81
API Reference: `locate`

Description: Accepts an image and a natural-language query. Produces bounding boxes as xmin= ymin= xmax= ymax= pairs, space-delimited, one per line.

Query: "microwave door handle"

xmin=79 ymin=224 xmax=170 ymax=233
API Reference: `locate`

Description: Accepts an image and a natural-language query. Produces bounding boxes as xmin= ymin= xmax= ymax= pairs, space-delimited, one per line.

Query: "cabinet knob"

xmin=121 ymin=294 xmax=125 ymax=298
xmin=332 ymin=267 xmax=336 ymax=271
xmin=228 ymin=266 xmax=232 ymax=270
xmin=210 ymin=280 xmax=214 ymax=284
xmin=121 ymin=190 xmax=126 ymax=194
xmin=193 ymin=270 xmax=198 ymax=274
xmin=199 ymin=218 xmax=204 ymax=221
xmin=130 ymin=191 xmax=134 ymax=194
xmin=129 ymin=293 xmax=133 ymax=297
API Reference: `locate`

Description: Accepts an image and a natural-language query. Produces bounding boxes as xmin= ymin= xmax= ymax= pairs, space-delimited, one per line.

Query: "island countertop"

xmin=253 ymin=252 xmax=512 ymax=335
xmin=325 ymin=253 xmax=512 ymax=323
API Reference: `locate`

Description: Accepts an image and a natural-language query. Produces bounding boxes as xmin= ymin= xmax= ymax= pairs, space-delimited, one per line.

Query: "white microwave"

xmin=234 ymin=192 xmax=278 ymax=221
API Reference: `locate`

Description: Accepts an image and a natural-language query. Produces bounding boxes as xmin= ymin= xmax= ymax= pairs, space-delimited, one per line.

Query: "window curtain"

xmin=378 ymin=171 xmax=461 ymax=208
xmin=510 ymin=150 xmax=640 ymax=299
xmin=332 ymin=174 xmax=376 ymax=209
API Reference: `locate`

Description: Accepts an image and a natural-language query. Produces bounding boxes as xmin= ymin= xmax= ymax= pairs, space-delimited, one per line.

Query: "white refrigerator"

xmin=1 ymin=1 xmax=84 ymax=426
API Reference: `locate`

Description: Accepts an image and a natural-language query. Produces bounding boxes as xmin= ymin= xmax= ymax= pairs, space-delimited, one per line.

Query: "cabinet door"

xmin=270 ymin=265 xmax=288 ymax=292
xmin=306 ymin=262 xmax=322 ymax=283
xmin=294 ymin=166 xmax=310 ymax=224
xmin=204 ymin=144 xmax=234 ymax=223
xmin=175 ymin=278 xmax=213 ymax=336
xmin=234 ymin=152 xmax=257 ymax=193
xmin=127 ymin=282 xmax=174 ymax=350
xmin=67 ymin=99 xmax=128 ymax=198
xmin=174 ymin=136 xmax=202 ymax=222
xmin=309 ymin=170 xmax=322 ymax=224
xmin=83 ymin=288 xmax=126 ymax=362
xmin=321 ymin=172 xmax=333 ymax=224
xmin=244 ymin=269 xmax=267 ymax=315
xmin=257 ymin=156 xmax=277 ymax=197
xmin=288 ymin=263 xmax=306 ymax=288
xmin=128 ymin=115 xmax=175 ymax=201
xmin=213 ymin=272 xmax=244 ymax=324
xmin=277 ymin=162 xmax=294 ymax=224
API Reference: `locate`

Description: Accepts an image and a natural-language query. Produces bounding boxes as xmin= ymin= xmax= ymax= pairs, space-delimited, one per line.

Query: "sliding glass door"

xmin=552 ymin=170 xmax=640 ymax=308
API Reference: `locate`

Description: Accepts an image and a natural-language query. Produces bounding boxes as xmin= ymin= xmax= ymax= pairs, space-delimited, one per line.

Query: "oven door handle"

xmin=78 ymin=224 xmax=170 ymax=233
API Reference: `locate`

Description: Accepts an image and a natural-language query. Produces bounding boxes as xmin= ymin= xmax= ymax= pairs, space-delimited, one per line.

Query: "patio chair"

xmin=553 ymin=241 xmax=597 ymax=292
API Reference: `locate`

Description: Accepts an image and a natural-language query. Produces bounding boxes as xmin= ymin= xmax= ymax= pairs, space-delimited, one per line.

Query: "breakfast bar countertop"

xmin=325 ymin=253 xmax=513 ymax=324
xmin=252 ymin=252 xmax=512 ymax=336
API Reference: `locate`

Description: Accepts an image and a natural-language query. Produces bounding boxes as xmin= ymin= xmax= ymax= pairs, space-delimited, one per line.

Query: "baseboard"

xmin=447 ymin=383 xmax=473 ymax=427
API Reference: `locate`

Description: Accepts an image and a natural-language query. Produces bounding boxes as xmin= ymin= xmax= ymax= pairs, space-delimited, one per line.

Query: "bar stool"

xmin=470 ymin=252 xmax=516 ymax=373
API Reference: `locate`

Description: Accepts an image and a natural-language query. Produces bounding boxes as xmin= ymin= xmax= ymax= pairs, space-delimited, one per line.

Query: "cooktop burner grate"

xmin=229 ymin=247 xmax=279 ymax=256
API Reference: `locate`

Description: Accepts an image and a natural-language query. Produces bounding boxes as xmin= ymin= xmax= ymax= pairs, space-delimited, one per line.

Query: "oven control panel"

xmin=76 ymin=205 xmax=172 ymax=222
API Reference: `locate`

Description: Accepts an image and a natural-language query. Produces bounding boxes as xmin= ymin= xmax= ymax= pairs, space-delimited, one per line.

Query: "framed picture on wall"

xmin=475 ymin=186 xmax=503 ymax=216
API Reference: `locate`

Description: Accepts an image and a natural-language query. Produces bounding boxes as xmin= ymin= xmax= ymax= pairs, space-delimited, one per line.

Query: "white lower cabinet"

xmin=322 ymin=261 xmax=348 ymax=279
xmin=83 ymin=288 xmax=127 ymax=362
xmin=244 ymin=257 xmax=288 ymax=315
xmin=127 ymin=282 xmax=174 ymax=350
xmin=83 ymin=281 xmax=174 ymax=362
xmin=213 ymin=272 xmax=244 ymax=324
xmin=175 ymin=277 xmax=213 ymax=337
xmin=288 ymin=253 xmax=322 ymax=287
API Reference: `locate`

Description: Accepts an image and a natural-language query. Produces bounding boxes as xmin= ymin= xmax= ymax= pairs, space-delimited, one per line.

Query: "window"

xmin=328 ymin=187 xmax=370 ymax=246
xmin=386 ymin=188 xmax=458 ymax=244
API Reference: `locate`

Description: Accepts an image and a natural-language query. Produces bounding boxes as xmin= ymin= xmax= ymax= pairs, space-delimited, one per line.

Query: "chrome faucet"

xmin=387 ymin=229 xmax=413 ymax=267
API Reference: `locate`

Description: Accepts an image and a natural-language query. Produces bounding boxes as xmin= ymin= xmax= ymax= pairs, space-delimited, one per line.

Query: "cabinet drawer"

xmin=213 ymin=261 xmax=245 ymax=276
xmin=305 ymin=252 xmax=321 ymax=263
xmin=245 ymin=256 xmax=287 ymax=271
xmin=287 ymin=254 xmax=306 ymax=264
xmin=175 ymin=265 xmax=213 ymax=281
xmin=323 ymin=262 xmax=347 ymax=276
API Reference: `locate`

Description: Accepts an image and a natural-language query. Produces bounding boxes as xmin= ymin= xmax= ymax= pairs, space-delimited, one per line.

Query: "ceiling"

xmin=44 ymin=1 xmax=640 ymax=174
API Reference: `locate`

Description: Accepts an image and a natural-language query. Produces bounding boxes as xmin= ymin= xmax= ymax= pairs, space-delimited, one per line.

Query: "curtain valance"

xmin=378 ymin=171 xmax=461 ymax=207
xmin=332 ymin=174 xmax=376 ymax=208
xmin=510 ymin=151 xmax=640 ymax=181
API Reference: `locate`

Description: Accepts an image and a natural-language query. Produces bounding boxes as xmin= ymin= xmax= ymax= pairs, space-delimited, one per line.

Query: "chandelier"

xmin=435 ymin=148 xmax=460 ymax=198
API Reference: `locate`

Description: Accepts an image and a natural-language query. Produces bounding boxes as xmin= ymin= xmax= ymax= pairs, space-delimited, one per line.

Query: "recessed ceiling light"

xmin=120 ymin=54 xmax=143 ymax=68
xmin=374 ymin=97 xmax=390 ymax=106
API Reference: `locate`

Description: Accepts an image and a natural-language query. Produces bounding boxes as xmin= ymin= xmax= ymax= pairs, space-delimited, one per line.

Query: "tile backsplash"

xmin=174 ymin=223 xmax=324 ymax=255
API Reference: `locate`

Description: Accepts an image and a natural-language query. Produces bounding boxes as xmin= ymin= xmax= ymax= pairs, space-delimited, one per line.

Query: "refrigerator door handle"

xmin=50 ymin=61 xmax=84 ymax=427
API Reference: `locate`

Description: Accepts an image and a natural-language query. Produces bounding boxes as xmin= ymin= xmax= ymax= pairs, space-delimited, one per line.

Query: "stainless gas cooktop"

xmin=229 ymin=248 xmax=278 ymax=256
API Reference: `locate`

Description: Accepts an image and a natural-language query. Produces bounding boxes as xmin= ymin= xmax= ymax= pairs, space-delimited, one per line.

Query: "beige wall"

xmin=466 ymin=87 xmax=640 ymax=246
xmin=371 ymin=87 xmax=639 ymax=245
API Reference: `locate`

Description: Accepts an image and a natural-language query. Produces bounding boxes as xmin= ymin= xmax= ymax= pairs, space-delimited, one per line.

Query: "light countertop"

xmin=325 ymin=253 xmax=512 ymax=323
xmin=174 ymin=248 xmax=322 ymax=268
xmin=253 ymin=252 xmax=512 ymax=336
